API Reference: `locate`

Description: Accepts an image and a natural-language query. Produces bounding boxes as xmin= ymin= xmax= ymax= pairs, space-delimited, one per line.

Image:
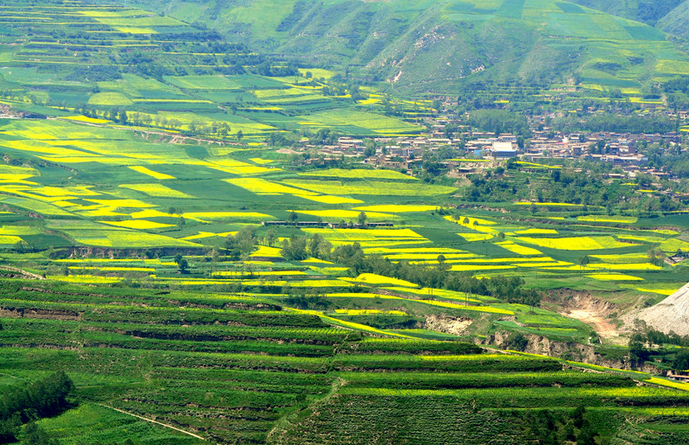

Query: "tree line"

xmin=281 ymin=234 xmax=542 ymax=306
xmin=0 ymin=372 xmax=74 ymax=443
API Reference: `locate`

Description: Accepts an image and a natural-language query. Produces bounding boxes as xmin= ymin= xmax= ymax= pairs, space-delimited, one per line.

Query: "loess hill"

xmin=132 ymin=0 xmax=689 ymax=94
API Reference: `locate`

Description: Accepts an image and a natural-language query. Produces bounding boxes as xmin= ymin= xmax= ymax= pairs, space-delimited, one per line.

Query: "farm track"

xmin=97 ymin=403 xmax=206 ymax=441
xmin=0 ymin=266 xmax=44 ymax=280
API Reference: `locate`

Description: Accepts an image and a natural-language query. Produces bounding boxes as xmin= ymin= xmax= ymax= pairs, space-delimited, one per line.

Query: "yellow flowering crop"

xmin=119 ymin=183 xmax=193 ymax=198
xmin=128 ymin=166 xmax=175 ymax=180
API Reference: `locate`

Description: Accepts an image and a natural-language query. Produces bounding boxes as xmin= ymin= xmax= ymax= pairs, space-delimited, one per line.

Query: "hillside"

xmin=131 ymin=0 xmax=689 ymax=95
xmin=568 ymin=0 xmax=684 ymax=26
xmin=4 ymin=279 xmax=689 ymax=444
xmin=657 ymin=1 xmax=689 ymax=38
xmin=1 ymin=1 xmax=689 ymax=443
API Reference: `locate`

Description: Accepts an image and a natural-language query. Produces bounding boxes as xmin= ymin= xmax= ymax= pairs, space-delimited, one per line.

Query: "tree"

xmin=357 ymin=211 xmax=367 ymax=226
xmin=364 ymin=139 xmax=376 ymax=157
xmin=307 ymin=233 xmax=331 ymax=259
xmin=265 ymin=229 xmax=277 ymax=247
xmin=14 ymin=240 xmax=31 ymax=253
xmin=579 ymin=255 xmax=590 ymax=270
xmin=116 ymin=109 xmax=128 ymax=125
xmin=23 ymin=422 xmax=59 ymax=445
xmin=236 ymin=130 xmax=244 ymax=141
xmin=281 ymin=235 xmax=308 ymax=261
xmin=288 ymin=211 xmax=298 ymax=225
xmin=176 ymin=257 xmax=189 ymax=274
xmin=176 ymin=216 xmax=186 ymax=230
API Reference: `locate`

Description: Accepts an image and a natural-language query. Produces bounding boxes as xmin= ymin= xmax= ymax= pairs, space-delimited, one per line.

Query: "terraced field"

xmin=0 ymin=0 xmax=689 ymax=442
xmin=0 ymin=1 xmax=423 ymax=140
xmin=3 ymin=280 xmax=689 ymax=444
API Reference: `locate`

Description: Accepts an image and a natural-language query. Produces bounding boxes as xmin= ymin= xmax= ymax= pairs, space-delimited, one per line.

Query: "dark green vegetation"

xmin=570 ymin=0 xmax=684 ymax=26
xmin=0 ymin=371 xmax=74 ymax=443
xmin=1 ymin=279 xmax=689 ymax=444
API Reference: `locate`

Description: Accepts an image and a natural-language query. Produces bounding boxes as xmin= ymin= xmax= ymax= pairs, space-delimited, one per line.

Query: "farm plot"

xmin=281 ymin=179 xmax=456 ymax=196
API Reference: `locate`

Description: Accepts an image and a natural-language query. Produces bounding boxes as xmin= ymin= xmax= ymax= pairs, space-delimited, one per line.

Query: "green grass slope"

xmin=131 ymin=0 xmax=689 ymax=94
xmin=568 ymin=0 xmax=684 ymax=26
xmin=657 ymin=0 xmax=689 ymax=38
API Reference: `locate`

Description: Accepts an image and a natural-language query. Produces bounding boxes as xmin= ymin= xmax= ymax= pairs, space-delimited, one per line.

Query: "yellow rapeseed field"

xmin=632 ymin=285 xmax=682 ymax=295
xmin=354 ymin=205 xmax=437 ymax=213
xmin=590 ymin=253 xmax=649 ymax=263
xmin=119 ymin=183 xmax=193 ymax=198
xmin=300 ymin=168 xmax=417 ymax=180
xmin=86 ymin=198 xmax=156 ymax=208
xmin=588 ymin=263 xmax=662 ymax=271
xmin=417 ymin=300 xmax=514 ymax=315
xmin=130 ymin=209 xmax=175 ymax=219
xmin=0 ymin=235 xmax=22 ymax=244
xmin=48 ymin=275 xmax=123 ymax=283
xmin=588 ymin=273 xmax=643 ymax=281
xmin=282 ymin=179 xmax=456 ymax=196
xmin=496 ymin=241 xmax=543 ymax=256
xmin=459 ymin=233 xmax=493 ymax=242
xmin=514 ymin=228 xmax=558 ymax=235
xmin=128 ymin=166 xmax=176 ymax=180
xmin=68 ymin=266 xmax=155 ymax=272
xmin=517 ymin=236 xmax=629 ymax=250
xmin=450 ymin=265 xmax=516 ymax=271
xmin=100 ymin=220 xmax=174 ymax=230
xmin=333 ymin=309 xmax=407 ymax=316
xmin=225 ymin=177 xmax=316 ymax=195
xmin=295 ymin=209 xmax=396 ymax=220
xmin=250 ymin=246 xmax=283 ymax=257
xmin=298 ymin=195 xmax=363 ymax=204
xmin=182 ymin=211 xmax=274 ymax=221
xmin=344 ymin=273 xmax=418 ymax=287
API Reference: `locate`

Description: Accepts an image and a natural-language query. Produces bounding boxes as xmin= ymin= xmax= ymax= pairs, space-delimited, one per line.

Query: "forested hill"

xmin=128 ymin=0 xmax=689 ymax=95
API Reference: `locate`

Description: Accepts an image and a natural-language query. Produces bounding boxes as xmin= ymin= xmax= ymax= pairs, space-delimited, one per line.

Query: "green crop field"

xmin=3 ymin=280 xmax=689 ymax=444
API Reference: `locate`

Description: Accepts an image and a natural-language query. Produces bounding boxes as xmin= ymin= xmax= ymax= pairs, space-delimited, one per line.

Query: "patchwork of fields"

xmin=0 ymin=2 xmax=425 ymax=139
xmin=0 ymin=1 xmax=689 ymax=442
xmin=0 ymin=113 xmax=684 ymax=350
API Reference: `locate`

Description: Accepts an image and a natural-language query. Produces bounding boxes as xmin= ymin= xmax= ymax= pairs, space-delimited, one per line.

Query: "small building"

xmin=491 ymin=142 xmax=517 ymax=159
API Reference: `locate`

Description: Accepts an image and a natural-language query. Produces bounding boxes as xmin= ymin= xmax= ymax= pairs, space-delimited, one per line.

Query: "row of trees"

xmin=280 ymin=234 xmax=542 ymax=306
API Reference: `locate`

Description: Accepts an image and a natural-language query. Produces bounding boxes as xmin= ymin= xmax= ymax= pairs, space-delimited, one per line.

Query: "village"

xmin=294 ymin=110 xmax=686 ymax=183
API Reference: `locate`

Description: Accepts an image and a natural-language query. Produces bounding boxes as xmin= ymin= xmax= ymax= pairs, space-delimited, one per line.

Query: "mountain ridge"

xmin=129 ymin=0 xmax=689 ymax=95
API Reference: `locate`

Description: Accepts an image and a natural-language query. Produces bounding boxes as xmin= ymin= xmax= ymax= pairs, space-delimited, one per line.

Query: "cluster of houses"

xmin=293 ymin=115 xmax=685 ymax=182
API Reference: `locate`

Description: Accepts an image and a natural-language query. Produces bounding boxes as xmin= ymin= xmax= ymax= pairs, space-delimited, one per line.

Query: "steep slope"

xmin=567 ymin=0 xmax=684 ymax=26
xmin=634 ymin=282 xmax=689 ymax=335
xmin=657 ymin=0 xmax=689 ymax=39
xmin=131 ymin=0 xmax=689 ymax=95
